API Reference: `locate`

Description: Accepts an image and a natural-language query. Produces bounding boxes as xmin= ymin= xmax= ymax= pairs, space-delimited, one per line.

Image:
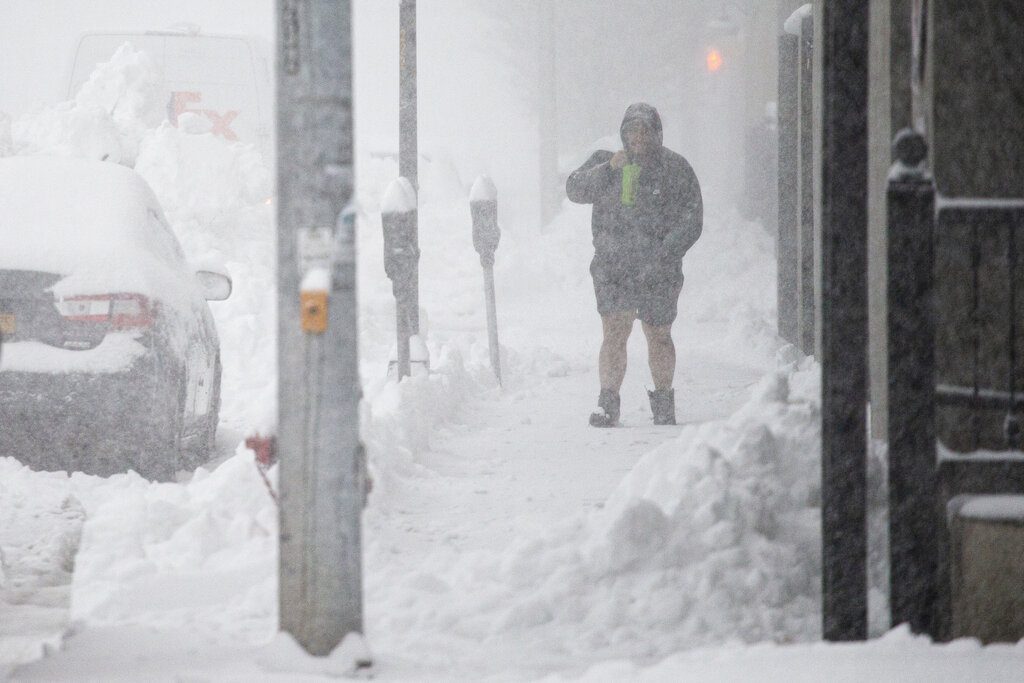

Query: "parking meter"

xmin=382 ymin=213 xmax=418 ymax=291
xmin=470 ymin=175 xmax=499 ymax=268
xmin=469 ymin=175 xmax=502 ymax=384
xmin=382 ymin=177 xmax=419 ymax=378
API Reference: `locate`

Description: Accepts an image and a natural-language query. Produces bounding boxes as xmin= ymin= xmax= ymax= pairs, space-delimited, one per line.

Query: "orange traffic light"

xmin=706 ymin=48 xmax=723 ymax=73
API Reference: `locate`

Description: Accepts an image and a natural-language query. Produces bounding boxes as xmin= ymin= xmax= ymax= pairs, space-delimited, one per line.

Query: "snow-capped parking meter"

xmin=469 ymin=175 xmax=502 ymax=385
xmin=470 ymin=175 xmax=500 ymax=268
xmin=381 ymin=177 xmax=419 ymax=379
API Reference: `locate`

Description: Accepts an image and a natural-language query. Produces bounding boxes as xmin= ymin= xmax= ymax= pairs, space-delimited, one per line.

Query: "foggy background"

xmin=2 ymin=0 xmax=784 ymax=231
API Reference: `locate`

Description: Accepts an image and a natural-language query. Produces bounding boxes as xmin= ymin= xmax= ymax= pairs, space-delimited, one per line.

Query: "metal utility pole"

xmin=537 ymin=0 xmax=560 ymax=229
xmin=820 ymin=0 xmax=870 ymax=642
xmin=777 ymin=32 xmax=799 ymax=346
xmin=399 ymin=0 xmax=420 ymax=334
xmin=797 ymin=15 xmax=814 ymax=356
xmin=276 ymin=0 xmax=367 ymax=658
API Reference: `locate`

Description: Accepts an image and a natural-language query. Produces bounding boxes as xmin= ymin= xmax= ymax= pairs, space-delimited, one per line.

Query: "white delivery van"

xmin=68 ymin=26 xmax=272 ymax=157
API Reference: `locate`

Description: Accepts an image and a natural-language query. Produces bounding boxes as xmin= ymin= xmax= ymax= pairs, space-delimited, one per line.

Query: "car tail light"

xmin=55 ymin=293 xmax=155 ymax=332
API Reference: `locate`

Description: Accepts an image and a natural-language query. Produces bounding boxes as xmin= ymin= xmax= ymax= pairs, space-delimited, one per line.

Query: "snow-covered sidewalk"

xmin=360 ymin=342 xmax=765 ymax=680
xmin=371 ymin=348 xmax=760 ymax=555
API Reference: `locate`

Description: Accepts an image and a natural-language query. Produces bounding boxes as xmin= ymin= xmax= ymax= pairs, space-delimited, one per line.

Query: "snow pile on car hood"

xmin=9 ymin=43 xmax=163 ymax=166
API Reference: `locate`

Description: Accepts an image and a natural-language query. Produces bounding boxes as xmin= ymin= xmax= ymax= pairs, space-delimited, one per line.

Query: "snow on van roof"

xmin=0 ymin=156 xmax=187 ymax=300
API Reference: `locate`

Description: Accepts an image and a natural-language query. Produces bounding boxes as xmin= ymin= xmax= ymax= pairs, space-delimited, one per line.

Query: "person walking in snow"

xmin=566 ymin=103 xmax=703 ymax=427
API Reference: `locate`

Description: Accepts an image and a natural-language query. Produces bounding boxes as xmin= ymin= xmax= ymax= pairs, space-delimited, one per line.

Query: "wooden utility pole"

xmin=276 ymin=0 xmax=366 ymax=657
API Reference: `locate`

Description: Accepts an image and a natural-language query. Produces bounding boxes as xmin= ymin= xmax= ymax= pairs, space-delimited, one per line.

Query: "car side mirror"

xmin=196 ymin=270 xmax=232 ymax=301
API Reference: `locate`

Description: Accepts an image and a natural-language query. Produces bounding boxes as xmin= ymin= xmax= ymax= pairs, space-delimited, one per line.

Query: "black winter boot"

xmin=648 ymin=388 xmax=676 ymax=425
xmin=589 ymin=389 xmax=621 ymax=427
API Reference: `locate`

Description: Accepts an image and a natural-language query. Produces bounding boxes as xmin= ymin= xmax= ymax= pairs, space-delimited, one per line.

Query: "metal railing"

xmin=887 ymin=128 xmax=1024 ymax=640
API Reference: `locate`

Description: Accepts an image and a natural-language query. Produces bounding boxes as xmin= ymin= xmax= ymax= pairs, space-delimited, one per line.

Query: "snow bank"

xmin=67 ymin=446 xmax=277 ymax=640
xmin=363 ymin=342 xmax=494 ymax=504
xmin=9 ymin=43 xmax=163 ymax=165
xmin=573 ymin=361 xmax=823 ymax=647
xmin=545 ymin=626 xmax=1024 ymax=682
xmin=0 ymin=460 xmax=84 ymax=670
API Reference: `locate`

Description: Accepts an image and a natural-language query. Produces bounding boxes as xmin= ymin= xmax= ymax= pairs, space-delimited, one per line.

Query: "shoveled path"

xmin=363 ymin=334 xmax=765 ymax=679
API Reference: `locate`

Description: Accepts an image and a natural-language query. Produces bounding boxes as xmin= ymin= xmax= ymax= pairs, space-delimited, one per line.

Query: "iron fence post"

xmin=820 ymin=0 xmax=870 ymax=642
xmin=887 ymin=128 xmax=939 ymax=636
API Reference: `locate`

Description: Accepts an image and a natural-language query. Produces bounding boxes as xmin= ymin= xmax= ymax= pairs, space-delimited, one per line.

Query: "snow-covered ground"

xmin=2 ymin=46 xmax=1023 ymax=682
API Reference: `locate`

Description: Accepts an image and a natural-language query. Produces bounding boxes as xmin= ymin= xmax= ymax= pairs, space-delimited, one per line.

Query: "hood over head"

xmin=619 ymin=102 xmax=664 ymax=148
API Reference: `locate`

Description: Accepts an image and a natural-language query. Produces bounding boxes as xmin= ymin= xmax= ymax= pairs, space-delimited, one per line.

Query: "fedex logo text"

xmin=169 ymin=91 xmax=241 ymax=141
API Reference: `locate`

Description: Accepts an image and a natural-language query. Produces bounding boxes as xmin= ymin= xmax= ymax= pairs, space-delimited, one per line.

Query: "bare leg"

xmin=642 ymin=322 xmax=675 ymax=390
xmin=599 ymin=312 xmax=635 ymax=391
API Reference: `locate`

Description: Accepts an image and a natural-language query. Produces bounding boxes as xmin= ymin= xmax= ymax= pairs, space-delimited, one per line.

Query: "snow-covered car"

xmin=0 ymin=156 xmax=231 ymax=481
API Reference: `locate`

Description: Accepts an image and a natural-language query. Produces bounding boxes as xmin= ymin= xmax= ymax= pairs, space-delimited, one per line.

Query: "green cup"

xmin=621 ymin=163 xmax=640 ymax=207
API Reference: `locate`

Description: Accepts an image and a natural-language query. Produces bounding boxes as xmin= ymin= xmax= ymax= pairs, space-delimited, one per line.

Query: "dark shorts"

xmin=590 ymin=257 xmax=684 ymax=326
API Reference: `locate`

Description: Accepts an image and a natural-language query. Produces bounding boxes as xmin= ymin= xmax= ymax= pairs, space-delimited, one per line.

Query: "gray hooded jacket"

xmin=566 ymin=103 xmax=703 ymax=280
